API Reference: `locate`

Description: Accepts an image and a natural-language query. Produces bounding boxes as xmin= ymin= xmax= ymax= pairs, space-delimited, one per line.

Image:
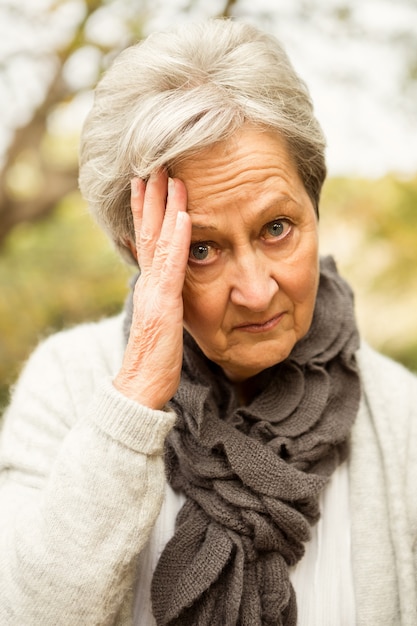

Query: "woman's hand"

xmin=113 ymin=170 xmax=192 ymax=409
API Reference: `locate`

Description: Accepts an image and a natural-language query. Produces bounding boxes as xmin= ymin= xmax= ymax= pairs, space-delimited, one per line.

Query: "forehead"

xmin=173 ymin=127 xmax=308 ymax=215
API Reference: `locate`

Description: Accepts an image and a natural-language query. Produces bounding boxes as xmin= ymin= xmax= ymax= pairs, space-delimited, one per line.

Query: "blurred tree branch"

xmin=0 ymin=0 xmax=135 ymax=244
xmin=218 ymin=0 xmax=238 ymax=18
xmin=0 ymin=70 xmax=75 ymax=240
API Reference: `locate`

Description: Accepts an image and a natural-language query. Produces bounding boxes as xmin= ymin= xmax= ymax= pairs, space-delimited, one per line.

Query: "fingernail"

xmin=176 ymin=210 xmax=186 ymax=228
xmin=168 ymin=177 xmax=175 ymax=196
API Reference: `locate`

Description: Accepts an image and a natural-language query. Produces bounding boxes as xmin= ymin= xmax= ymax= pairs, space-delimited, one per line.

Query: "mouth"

xmin=233 ymin=312 xmax=285 ymax=334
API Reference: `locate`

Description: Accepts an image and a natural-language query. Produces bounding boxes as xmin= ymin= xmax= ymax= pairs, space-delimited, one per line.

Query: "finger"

xmin=158 ymin=208 xmax=192 ymax=298
xmin=131 ymin=177 xmax=146 ymax=259
xmin=140 ymin=170 xmax=168 ymax=270
xmin=152 ymin=177 xmax=188 ymax=272
xmin=163 ymin=177 xmax=188 ymax=237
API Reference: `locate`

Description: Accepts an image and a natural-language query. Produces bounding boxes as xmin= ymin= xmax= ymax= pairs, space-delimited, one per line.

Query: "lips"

xmin=233 ymin=312 xmax=285 ymax=334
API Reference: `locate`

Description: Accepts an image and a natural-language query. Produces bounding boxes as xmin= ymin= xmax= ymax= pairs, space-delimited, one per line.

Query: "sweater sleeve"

xmin=352 ymin=343 xmax=417 ymax=625
xmin=0 ymin=321 xmax=176 ymax=625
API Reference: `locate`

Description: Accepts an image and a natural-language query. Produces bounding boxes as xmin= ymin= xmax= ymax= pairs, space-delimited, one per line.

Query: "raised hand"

xmin=113 ymin=170 xmax=192 ymax=409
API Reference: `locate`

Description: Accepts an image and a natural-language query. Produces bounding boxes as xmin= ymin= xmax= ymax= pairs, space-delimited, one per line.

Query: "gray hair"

xmin=79 ymin=19 xmax=326 ymax=264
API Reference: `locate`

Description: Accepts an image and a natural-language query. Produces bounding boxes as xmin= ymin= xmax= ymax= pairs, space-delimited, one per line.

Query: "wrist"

xmin=112 ymin=373 xmax=165 ymax=410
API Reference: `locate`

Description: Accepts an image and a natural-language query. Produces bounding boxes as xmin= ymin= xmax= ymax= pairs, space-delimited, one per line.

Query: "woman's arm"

xmin=0 ymin=323 xmax=176 ymax=625
xmin=0 ymin=172 xmax=190 ymax=624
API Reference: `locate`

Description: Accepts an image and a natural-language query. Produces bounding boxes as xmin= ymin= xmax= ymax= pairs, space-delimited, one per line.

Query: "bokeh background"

xmin=1 ymin=0 xmax=417 ymax=413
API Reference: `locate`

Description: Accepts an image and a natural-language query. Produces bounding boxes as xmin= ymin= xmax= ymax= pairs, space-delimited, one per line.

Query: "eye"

xmin=262 ymin=218 xmax=291 ymax=240
xmin=189 ymin=242 xmax=216 ymax=263
xmin=190 ymin=243 xmax=209 ymax=260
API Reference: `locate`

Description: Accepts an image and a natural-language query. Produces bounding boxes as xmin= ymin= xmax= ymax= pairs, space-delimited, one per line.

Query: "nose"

xmin=229 ymin=249 xmax=279 ymax=312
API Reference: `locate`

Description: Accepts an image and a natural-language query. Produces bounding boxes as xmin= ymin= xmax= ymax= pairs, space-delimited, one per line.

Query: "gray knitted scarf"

xmin=124 ymin=256 xmax=361 ymax=626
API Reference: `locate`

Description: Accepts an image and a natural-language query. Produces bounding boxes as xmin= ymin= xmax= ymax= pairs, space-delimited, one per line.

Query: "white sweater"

xmin=0 ymin=314 xmax=416 ymax=625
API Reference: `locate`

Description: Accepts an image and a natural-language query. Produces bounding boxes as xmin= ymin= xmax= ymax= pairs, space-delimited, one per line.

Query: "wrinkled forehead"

xmin=172 ymin=127 xmax=307 ymax=214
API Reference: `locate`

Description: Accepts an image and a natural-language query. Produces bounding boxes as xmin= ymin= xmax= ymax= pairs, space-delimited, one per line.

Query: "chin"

xmin=220 ymin=342 xmax=295 ymax=382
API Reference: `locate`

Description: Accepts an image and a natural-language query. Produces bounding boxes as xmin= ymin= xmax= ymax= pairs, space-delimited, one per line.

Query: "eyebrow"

xmin=190 ymin=222 xmax=219 ymax=231
xmin=189 ymin=196 xmax=295 ymax=232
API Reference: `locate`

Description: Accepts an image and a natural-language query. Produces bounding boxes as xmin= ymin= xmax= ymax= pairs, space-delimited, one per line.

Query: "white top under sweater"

xmin=133 ymin=462 xmax=355 ymax=625
xmin=0 ymin=313 xmax=416 ymax=625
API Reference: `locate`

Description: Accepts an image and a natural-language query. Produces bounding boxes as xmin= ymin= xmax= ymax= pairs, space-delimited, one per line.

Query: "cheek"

xmin=292 ymin=261 xmax=319 ymax=328
xmin=182 ymin=274 xmax=225 ymax=335
xmin=296 ymin=260 xmax=319 ymax=300
xmin=278 ymin=243 xmax=319 ymax=326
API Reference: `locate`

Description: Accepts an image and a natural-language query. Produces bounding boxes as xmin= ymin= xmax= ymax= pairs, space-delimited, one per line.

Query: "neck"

xmin=232 ymin=375 xmax=265 ymax=406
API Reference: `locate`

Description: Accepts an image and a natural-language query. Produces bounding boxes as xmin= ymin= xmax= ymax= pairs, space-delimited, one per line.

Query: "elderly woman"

xmin=0 ymin=18 xmax=416 ymax=626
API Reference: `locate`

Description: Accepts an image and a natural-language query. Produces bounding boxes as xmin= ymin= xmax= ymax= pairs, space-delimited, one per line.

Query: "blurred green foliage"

xmin=320 ymin=173 xmax=417 ymax=371
xmin=1 ymin=173 xmax=417 ymax=414
xmin=0 ymin=192 xmax=132 ymax=411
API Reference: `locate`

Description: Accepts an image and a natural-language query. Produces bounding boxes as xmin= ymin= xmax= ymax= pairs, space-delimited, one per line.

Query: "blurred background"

xmin=1 ymin=0 xmax=416 ymax=412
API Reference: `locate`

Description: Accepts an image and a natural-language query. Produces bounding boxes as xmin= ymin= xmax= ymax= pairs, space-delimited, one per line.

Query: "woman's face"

xmin=176 ymin=127 xmax=319 ymax=382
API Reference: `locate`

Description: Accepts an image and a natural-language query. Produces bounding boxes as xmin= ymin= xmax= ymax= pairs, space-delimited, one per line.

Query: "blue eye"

xmin=190 ymin=243 xmax=210 ymax=261
xmin=267 ymin=220 xmax=284 ymax=236
xmin=263 ymin=219 xmax=290 ymax=240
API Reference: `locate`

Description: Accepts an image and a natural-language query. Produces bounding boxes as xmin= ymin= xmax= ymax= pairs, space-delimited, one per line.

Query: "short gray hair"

xmin=79 ymin=19 xmax=326 ymax=263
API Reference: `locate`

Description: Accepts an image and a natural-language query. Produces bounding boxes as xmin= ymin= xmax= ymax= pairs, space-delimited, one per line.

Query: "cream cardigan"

xmin=0 ymin=314 xmax=416 ymax=625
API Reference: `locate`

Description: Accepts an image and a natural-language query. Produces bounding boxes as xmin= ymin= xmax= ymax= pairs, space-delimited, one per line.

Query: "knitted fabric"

xmin=125 ymin=256 xmax=361 ymax=625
